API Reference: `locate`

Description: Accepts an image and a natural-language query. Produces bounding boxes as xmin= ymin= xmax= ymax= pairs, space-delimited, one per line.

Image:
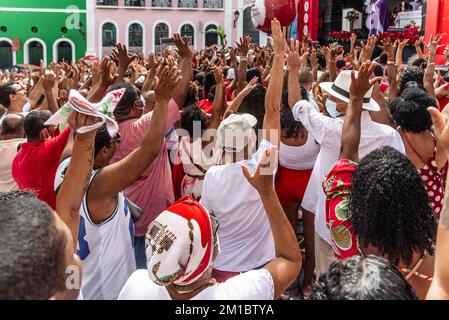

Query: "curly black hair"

xmin=310 ymin=255 xmax=418 ymax=300
xmin=349 ymin=147 xmax=436 ymax=267
xmin=398 ymin=66 xmax=425 ymax=95
xmin=390 ymin=87 xmax=438 ymax=133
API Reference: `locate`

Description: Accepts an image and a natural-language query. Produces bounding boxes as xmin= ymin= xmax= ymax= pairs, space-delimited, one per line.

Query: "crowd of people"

xmin=2 ymin=18 xmax=449 ymax=300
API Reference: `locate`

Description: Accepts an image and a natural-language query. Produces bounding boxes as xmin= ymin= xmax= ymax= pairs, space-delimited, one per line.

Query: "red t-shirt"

xmin=12 ymin=127 xmax=71 ymax=209
xmin=198 ymin=99 xmax=214 ymax=114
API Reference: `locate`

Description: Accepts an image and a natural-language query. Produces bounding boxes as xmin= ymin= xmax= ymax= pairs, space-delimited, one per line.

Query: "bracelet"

xmin=387 ymin=61 xmax=395 ymax=65
xmin=239 ymin=56 xmax=248 ymax=62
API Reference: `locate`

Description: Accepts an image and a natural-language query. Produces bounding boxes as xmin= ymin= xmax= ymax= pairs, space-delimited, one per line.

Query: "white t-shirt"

xmin=118 ymin=268 xmax=274 ymax=300
xmin=200 ymin=140 xmax=276 ymax=272
xmin=292 ymin=100 xmax=405 ymax=244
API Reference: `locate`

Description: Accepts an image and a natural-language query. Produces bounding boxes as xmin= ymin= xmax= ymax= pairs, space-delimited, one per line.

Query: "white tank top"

xmin=55 ymin=158 xmax=136 ymax=300
xmin=279 ymin=133 xmax=320 ymax=170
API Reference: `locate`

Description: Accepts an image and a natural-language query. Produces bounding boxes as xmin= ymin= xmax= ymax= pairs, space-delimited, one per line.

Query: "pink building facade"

xmin=85 ymin=0 xmax=268 ymax=57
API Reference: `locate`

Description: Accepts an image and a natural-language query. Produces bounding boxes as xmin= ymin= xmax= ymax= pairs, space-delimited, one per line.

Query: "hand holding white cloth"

xmin=44 ymin=88 xmax=126 ymax=137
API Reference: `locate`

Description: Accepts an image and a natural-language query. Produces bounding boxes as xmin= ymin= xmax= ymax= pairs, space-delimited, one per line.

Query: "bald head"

xmin=1 ymin=114 xmax=25 ymax=139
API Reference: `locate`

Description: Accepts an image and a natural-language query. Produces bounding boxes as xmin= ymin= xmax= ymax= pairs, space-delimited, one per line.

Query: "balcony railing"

xmin=125 ymin=0 xmax=145 ymax=6
xmin=96 ymin=0 xmax=118 ymax=6
xmin=203 ymin=0 xmax=223 ymax=9
xmin=178 ymin=0 xmax=197 ymax=8
xmin=152 ymin=0 xmax=171 ymax=7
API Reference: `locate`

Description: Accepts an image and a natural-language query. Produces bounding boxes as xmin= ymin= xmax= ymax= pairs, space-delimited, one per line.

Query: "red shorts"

xmin=275 ymin=165 xmax=313 ymax=206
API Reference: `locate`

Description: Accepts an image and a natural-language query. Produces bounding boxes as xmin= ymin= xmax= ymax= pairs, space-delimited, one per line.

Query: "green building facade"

xmin=0 ymin=0 xmax=87 ymax=68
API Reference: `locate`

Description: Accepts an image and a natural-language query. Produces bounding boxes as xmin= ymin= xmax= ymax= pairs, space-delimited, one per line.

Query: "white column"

xmin=224 ymin=0 xmax=233 ymax=46
xmin=237 ymin=0 xmax=244 ymax=40
xmin=86 ymin=0 xmax=97 ymax=56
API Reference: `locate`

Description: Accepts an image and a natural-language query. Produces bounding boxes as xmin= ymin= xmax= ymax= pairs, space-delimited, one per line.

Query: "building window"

xmin=96 ymin=0 xmax=118 ymax=6
xmin=102 ymin=22 xmax=117 ymax=56
xmin=205 ymin=24 xmax=218 ymax=47
xmin=28 ymin=41 xmax=44 ymax=66
xmin=152 ymin=0 xmax=171 ymax=7
xmin=154 ymin=22 xmax=169 ymax=53
xmin=178 ymin=0 xmax=197 ymax=8
xmin=125 ymin=0 xmax=145 ymax=6
xmin=204 ymin=0 xmax=222 ymax=9
xmin=56 ymin=41 xmax=73 ymax=63
xmin=0 ymin=41 xmax=13 ymax=69
xmin=180 ymin=24 xmax=194 ymax=46
xmin=129 ymin=23 xmax=144 ymax=54
xmin=243 ymin=6 xmax=260 ymax=45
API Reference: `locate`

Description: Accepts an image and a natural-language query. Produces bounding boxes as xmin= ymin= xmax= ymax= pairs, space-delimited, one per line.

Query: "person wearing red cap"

xmin=118 ymin=147 xmax=302 ymax=300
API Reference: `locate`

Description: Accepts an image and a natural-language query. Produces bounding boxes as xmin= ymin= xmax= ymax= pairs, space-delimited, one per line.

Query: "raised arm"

xmin=415 ymin=36 xmax=427 ymax=60
xmin=424 ymin=34 xmax=443 ymax=99
xmin=263 ymin=19 xmax=285 ymax=147
xmin=286 ymin=39 xmax=304 ymax=107
xmin=42 ymin=73 xmax=59 ymax=114
xmin=340 ymin=62 xmax=380 ymax=162
xmin=236 ymin=36 xmax=251 ymax=94
xmin=56 ymin=111 xmax=99 ymax=251
xmin=395 ymin=39 xmax=409 ymax=68
xmin=172 ymin=34 xmax=194 ymax=108
xmin=206 ymin=67 xmax=225 ymax=130
xmin=426 ymin=107 xmax=449 ymax=300
xmin=87 ymin=57 xmax=118 ymax=103
xmin=92 ymin=65 xmax=181 ymax=197
xmin=242 ymin=147 xmax=301 ymax=300
xmin=224 ymin=76 xmax=258 ymax=119
xmin=385 ymin=62 xmax=399 ymax=103
xmin=112 ymin=43 xmax=137 ymax=86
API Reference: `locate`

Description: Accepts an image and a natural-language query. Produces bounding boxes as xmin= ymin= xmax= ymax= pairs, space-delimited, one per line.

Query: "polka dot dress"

xmin=418 ymin=155 xmax=447 ymax=220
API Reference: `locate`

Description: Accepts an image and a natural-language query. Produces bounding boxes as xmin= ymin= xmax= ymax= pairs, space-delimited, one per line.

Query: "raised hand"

xmin=99 ymin=57 xmax=119 ymax=88
xmin=379 ymin=38 xmax=396 ymax=60
xmin=91 ymin=61 xmax=101 ymax=88
xmin=271 ymin=18 xmax=287 ymax=55
xmin=286 ymin=38 xmax=302 ymax=71
xmin=153 ymin=65 xmax=182 ymax=102
xmin=213 ymin=66 xmax=224 ymax=86
xmin=173 ymin=33 xmax=194 ymax=58
xmin=244 ymin=76 xmax=259 ymax=92
xmin=236 ymin=35 xmax=252 ymax=57
xmin=398 ymin=38 xmax=410 ymax=50
xmin=350 ymin=33 xmax=357 ymax=44
xmin=349 ymin=61 xmax=381 ymax=100
xmin=42 ymin=72 xmax=56 ymax=92
xmin=330 ymin=44 xmax=344 ymax=60
xmin=115 ymin=43 xmax=138 ymax=70
xmin=427 ymin=34 xmax=444 ymax=57
xmin=67 ymin=110 xmax=101 ymax=139
xmin=242 ymin=147 xmax=278 ymax=195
